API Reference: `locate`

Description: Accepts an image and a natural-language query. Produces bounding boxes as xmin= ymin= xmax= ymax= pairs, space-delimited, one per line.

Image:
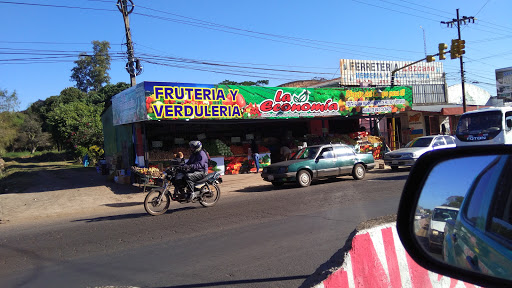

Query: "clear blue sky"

xmin=417 ymin=155 xmax=497 ymax=210
xmin=1 ymin=0 xmax=511 ymax=110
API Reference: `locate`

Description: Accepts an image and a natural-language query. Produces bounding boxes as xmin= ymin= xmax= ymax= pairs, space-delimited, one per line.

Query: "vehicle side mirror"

xmin=397 ymin=146 xmax=512 ymax=287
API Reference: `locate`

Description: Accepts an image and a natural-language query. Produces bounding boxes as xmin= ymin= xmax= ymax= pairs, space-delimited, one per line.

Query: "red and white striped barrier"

xmin=314 ymin=223 xmax=479 ymax=288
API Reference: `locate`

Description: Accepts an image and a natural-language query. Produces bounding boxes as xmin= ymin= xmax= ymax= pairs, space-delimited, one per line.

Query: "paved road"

xmin=0 ymin=169 xmax=409 ymax=288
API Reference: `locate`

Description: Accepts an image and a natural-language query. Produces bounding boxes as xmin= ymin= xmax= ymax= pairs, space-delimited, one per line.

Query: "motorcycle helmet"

xmin=189 ymin=140 xmax=202 ymax=153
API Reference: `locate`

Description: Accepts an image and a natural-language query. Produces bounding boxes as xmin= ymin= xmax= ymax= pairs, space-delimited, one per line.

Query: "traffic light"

xmin=426 ymin=55 xmax=435 ymax=62
xmin=450 ymin=39 xmax=459 ymax=59
xmin=438 ymin=43 xmax=447 ymax=60
xmin=457 ymin=39 xmax=466 ymax=56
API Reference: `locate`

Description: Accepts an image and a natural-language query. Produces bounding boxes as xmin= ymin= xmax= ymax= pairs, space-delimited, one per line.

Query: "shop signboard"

xmin=339 ymin=59 xmax=444 ymax=86
xmin=496 ymin=67 xmax=512 ymax=98
xmin=136 ymin=81 xmax=412 ymax=122
xmin=407 ymin=111 xmax=424 ymax=139
xmin=112 ymin=83 xmax=146 ymax=126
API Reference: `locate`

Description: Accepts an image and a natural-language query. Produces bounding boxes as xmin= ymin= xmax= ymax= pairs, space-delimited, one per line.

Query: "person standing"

xmin=250 ymin=139 xmax=260 ymax=173
xmin=280 ymin=144 xmax=291 ymax=161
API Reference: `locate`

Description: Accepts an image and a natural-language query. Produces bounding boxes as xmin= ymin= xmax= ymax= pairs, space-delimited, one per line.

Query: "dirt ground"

xmin=0 ymin=164 xmax=266 ymax=227
xmin=0 ymin=167 xmax=146 ymax=226
xmin=0 ymin=159 xmax=388 ymax=228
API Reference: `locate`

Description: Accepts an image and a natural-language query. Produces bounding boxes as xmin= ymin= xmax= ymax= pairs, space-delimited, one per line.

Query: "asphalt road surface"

xmin=0 ymin=169 xmax=409 ymax=288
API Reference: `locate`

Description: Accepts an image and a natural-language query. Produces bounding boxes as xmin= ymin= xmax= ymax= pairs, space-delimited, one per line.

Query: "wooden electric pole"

xmin=117 ymin=0 xmax=142 ymax=87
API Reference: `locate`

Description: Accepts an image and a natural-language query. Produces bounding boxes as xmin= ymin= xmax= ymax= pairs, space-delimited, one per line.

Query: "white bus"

xmin=455 ymin=107 xmax=512 ymax=146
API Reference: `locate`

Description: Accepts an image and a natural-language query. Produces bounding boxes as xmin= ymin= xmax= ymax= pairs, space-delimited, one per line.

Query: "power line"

xmin=375 ymin=0 xmax=448 ymax=18
xmin=0 ymin=0 xmax=424 ymax=58
xmin=136 ymin=4 xmax=422 ymax=55
xmin=0 ymin=1 xmax=115 ymax=11
xmin=351 ymin=0 xmax=440 ymax=22
xmin=474 ymin=0 xmax=490 ymax=16
xmin=399 ymin=0 xmax=452 ymax=16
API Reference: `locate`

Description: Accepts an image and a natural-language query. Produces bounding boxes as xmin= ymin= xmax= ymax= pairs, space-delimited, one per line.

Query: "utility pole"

xmin=420 ymin=26 xmax=427 ymax=57
xmin=117 ymin=0 xmax=142 ymax=87
xmin=441 ymin=10 xmax=476 ymax=113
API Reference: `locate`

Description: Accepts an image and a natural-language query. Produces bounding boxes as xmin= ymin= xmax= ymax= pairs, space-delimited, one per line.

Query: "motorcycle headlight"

xmin=432 ymin=230 xmax=439 ymax=236
xmin=278 ymin=167 xmax=288 ymax=174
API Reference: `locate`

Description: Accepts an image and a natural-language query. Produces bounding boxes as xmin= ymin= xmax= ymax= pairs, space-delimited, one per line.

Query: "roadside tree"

xmin=70 ymin=41 xmax=111 ymax=93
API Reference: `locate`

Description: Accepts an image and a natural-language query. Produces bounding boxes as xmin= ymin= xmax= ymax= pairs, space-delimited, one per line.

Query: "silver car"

xmin=384 ymin=135 xmax=456 ymax=170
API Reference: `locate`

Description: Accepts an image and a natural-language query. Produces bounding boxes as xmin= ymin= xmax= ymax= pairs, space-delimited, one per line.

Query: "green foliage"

xmin=88 ymin=82 xmax=130 ymax=106
xmin=13 ymin=113 xmax=53 ymax=153
xmin=87 ymin=145 xmax=104 ymax=165
xmin=444 ymin=196 xmax=464 ymax=208
xmin=0 ymin=89 xmax=20 ymax=112
xmin=0 ymin=111 xmax=24 ymax=155
xmin=74 ymin=146 xmax=89 ymax=163
xmin=59 ymin=87 xmax=87 ymax=104
xmin=46 ymin=101 xmax=104 ymax=149
xmin=70 ymin=40 xmax=111 ymax=93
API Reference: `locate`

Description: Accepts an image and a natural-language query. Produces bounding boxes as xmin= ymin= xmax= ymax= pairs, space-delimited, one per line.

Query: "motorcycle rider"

xmin=182 ymin=140 xmax=208 ymax=201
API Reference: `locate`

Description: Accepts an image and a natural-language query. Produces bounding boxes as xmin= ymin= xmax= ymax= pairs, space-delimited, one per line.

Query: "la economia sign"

xmin=111 ymin=81 xmax=413 ymax=125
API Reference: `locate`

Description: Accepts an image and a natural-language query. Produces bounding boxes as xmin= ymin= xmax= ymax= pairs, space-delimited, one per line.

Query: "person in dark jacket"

xmin=182 ymin=140 xmax=208 ymax=201
xmin=250 ymin=139 xmax=260 ymax=173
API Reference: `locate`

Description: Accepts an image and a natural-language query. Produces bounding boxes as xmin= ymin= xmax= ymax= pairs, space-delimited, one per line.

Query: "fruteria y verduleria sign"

xmin=142 ymin=82 xmax=413 ymax=121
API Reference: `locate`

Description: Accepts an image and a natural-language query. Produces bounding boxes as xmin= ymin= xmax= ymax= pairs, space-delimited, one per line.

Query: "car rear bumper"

xmin=429 ymin=231 xmax=445 ymax=245
xmin=384 ymin=158 xmax=416 ymax=167
xmin=366 ymin=163 xmax=376 ymax=170
xmin=261 ymin=172 xmax=296 ymax=183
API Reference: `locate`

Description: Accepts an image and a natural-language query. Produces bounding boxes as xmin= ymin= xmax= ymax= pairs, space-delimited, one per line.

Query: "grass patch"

xmin=2 ymin=150 xmax=75 ymax=163
xmin=0 ymin=152 xmax=83 ymax=193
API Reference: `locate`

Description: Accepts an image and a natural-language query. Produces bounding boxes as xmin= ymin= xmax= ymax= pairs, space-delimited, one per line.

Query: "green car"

xmin=443 ymin=154 xmax=512 ymax=279
xmin=261 ymin=144 xmax=375 ymax=187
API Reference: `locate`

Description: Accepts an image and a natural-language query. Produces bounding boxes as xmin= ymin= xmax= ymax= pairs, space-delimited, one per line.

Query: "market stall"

xmin=108 ymin=81 xmax=412 ymax=180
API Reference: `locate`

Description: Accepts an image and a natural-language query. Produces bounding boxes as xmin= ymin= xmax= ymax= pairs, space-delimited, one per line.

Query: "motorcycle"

xmin=144 ymin=164 xmax=223 ymax=216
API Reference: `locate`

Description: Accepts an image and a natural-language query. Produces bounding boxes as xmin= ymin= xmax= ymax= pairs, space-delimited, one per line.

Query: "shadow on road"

xmin=71 ymin=207 xmax=197 ymax=223
xmin=103 ymin=202 xmax=143 ymax=208
xmin=370 ymin=174 xmax=409 ymax=181
xmin=233 ymin=177 xmax=351 ymax=193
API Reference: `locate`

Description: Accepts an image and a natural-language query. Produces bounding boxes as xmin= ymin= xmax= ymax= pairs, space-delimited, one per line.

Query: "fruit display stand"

xmin=131 ymin=166 xmax=163 ymax=193
xmin=224 ymin=144 xmax=271 ymax=175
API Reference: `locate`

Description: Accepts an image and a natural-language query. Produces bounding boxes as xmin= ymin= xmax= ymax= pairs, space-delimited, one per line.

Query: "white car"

xmin=428 ymin=206 xmax=459 ymax=250
xmin=383 ymin=135 xmax=456 ymax=170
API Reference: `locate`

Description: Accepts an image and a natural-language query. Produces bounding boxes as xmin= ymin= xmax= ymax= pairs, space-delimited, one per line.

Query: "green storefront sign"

xmin=113 ymin=82 xmax=413 ymax=124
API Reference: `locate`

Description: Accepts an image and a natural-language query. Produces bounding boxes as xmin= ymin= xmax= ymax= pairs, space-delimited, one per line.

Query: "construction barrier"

xmin=311 ymin=223 xmax=479 ymax=288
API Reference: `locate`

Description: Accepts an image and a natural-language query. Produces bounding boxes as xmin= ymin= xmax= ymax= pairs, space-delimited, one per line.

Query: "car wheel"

xmin=352 ymin=163 xmax=366 ymax=180
xmin=391 ymin=165 xmax=399 ymax=171
xmin=297 ymin=170 xmax=312 ymax=187
xmin=271 ymin=182 xmax=284 ymax=187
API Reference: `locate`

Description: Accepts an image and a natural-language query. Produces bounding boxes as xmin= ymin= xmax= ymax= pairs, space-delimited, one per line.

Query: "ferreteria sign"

xmin=340 ymin=59 xmax=444 ymax=86
xmin=111 ymin=81 xmax=413 ymax=125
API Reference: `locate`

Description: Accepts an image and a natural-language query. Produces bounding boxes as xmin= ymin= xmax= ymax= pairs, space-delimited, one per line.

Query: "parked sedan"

xmin=383 ymin=135 xmax=456 ymax=170
xmin=261 ymin=143 xmax=375 ymax=187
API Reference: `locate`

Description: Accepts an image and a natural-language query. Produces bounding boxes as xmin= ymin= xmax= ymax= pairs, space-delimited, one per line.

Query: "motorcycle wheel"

xmin=144 ymin=188 xmax=171 ymax=216
xmin=199 ymin=183 xmax=220 ymax=207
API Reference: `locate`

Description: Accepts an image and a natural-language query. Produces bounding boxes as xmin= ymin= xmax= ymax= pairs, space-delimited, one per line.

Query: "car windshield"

xmin=292 ymin=146 xmax=320 ymax=159
xmin=456 ymin=111 xmax=503 ymax=135
xmin=432 ymin=208 xmax=459 ymax=222
xmin=405 ymin=137 xmax=433 ymax=148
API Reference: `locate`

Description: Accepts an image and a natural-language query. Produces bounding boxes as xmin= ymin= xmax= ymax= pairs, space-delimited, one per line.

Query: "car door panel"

xmin=335 ymin=147 xmax=356 ymax=175
xmin=316 ymin=147 xmax=337 ymax=177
